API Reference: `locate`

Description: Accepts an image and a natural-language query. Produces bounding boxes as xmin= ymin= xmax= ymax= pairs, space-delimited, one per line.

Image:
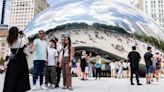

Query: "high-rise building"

xmin=10 ymin=0 xmax=49 ymax=31
xmin=128 ymin=0 xmax=164 ymax=31
xmin=143 ymin=0 xmax=164 ymax=31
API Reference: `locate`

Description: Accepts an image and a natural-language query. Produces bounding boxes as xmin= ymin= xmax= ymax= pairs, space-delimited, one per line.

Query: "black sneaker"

xmin=81 ymin=78 xmax=85 ymax=80
xmin=55 ymin=84 xmax=59 ymax=88
xmin=137 ymin=83 xmax=142 ymax=85
xmin=131 ymin=83 xmax=135 ymax=85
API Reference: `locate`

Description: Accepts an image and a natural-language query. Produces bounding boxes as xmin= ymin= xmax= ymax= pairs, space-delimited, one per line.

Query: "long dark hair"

xmin=64 ymin=37 xmax=71 ymax=48
xmin=64 ymin=37 xmax=71 ymax=57
xmin=7 ymin=27 xmax=19 ymax=46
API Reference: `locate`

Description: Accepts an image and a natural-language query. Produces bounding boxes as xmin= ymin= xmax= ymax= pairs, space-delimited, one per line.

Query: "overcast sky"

xmin=0 ymin=0 xmax=68 ymax=25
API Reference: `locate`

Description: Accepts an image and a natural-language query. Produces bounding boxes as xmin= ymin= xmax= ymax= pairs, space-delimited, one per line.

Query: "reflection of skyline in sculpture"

xmin=25 ymin=0 xmax=164 ymax=39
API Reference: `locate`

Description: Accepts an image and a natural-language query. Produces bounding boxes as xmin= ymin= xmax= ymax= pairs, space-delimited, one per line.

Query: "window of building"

xmin=1 ymin=43 xmax=5 ymax=47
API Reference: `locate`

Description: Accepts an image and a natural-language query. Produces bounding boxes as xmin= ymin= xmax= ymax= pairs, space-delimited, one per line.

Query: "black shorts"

xmin=81 ymin=66 xmax=85 ymax=72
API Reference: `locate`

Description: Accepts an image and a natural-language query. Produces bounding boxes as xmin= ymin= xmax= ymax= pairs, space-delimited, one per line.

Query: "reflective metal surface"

xmin=24 ymin=0 xmax=164 ymax=39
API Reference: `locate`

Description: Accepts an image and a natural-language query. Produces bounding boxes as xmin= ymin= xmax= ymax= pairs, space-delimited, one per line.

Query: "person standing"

xmin=30 ymin=30 xmax=48 ymax=90
xmin=80 ymin=51 xmax=87 ymax=80
xmin=88 ymin=62 xmax=93 ymax=78
xmin=144 ymin=46 xmax=153 ymax=84
xmin=154 ymin=53 xmax=161 ymax=81
xmin=56 ymin=36 xmax=65 ymax=87
xmin=84 ymin=52 xmax=92 ymax=80
xmin=61 ymin=37 xmax=74 ymax=90
xmin=45 ymin=40 xmax=58 ymax=88
xmin=117 ymin=61 xmax=124 ymax=78
xmin=128 ymin=46 xmax=142 ymax=85
xmin=3 ymin=27 xmax=30 ymax=92
xmin=95 ymin=54 xmax=102 ymax=80
xmin=110 ymin=60 xmax=116 ymax=78
xmin=76 ymin=58 xmax=82 ymax=79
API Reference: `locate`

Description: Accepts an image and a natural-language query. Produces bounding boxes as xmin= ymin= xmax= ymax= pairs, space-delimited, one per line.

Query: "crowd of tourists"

xmin=2 ymin=27 xmax=74 ymax=92
xmin=1 ymin=27 xmax=164 ymax=92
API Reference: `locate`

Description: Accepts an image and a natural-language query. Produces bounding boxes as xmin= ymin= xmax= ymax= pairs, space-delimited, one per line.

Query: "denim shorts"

xmin=146 ymin=65 xmax=153 ymax=73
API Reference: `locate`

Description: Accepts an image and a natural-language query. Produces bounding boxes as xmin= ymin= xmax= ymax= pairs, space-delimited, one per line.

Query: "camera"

xmin=19 ymin=31 xmax=24 ymax=35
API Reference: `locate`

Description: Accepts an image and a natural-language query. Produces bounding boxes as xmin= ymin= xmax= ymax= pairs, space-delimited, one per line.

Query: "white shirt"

xmin=63 ymin=46 xmax=69 ymax=57
xmin=57 ymin=43 xmax=63 ymax=62
xmin=57 ymin=43 xmax=63 ymax=52
xmin=47 ymin=47 xmax=58 ymax=66
xmin=10 ymin=36 xmax=28 ymax=48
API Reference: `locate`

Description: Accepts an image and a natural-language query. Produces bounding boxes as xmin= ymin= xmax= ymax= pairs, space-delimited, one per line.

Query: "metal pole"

xmin=1 ymin=0 xmax=6 ymax=24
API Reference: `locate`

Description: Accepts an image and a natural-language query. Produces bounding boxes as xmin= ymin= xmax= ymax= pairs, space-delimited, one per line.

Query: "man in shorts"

xmin=144 ymin=46 xmax=153 ymax=84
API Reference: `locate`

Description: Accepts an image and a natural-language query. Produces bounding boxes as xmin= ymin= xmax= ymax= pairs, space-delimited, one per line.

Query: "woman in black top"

xmin=3 ymin=27 xmax=30 ymax=92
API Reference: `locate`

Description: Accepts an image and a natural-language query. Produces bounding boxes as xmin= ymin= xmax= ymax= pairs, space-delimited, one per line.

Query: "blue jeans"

xmin=33 ymin=60 xmax=46 ymax=85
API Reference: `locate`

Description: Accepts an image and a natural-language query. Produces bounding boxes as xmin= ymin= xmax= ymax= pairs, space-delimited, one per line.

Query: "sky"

xmin=0 ymin=0 xmax=68 ymax=25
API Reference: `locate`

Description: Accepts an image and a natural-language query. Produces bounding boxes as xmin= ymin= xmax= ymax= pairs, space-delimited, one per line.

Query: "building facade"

xmin=128 ymin=0 xmax=164 ymax=32
xmin=10 ymin=0 xmax=49 ymax=31
xmin=0 ymin=25 xmax=10 ymax=60
xmin=143 ymin=0 xmax=164 ymax=31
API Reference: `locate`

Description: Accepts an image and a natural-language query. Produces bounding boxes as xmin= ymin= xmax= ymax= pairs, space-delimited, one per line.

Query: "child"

xmin=45 ymin=40 xmax=58 ymax=88
xmin=76 ymin=58 xmax=81 ymax=79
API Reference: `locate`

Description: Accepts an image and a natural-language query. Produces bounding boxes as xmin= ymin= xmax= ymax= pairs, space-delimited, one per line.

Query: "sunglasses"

xmin=39 ymin=32 xmax=45 ymax=34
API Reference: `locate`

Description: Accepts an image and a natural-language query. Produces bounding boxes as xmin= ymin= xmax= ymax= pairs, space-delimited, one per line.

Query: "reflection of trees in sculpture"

xmin=46 ymin=22 xmax=128 ymax=34
xmin=28 ymin=22 xmax=164 ymax=52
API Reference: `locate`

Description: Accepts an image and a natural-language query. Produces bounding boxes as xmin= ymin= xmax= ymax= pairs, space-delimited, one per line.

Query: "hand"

xmin=69 ymin=62 xmax=72 ymax=67
xmin=30 ymin=50 xmax=33 ymax=54
xmin=46 ymin=59 xmax=48 ymax=65
xmin=59 ymin=63 xmax=62 ymax=68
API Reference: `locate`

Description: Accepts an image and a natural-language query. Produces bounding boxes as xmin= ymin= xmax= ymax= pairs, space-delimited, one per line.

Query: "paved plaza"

xmin=0 ymin=74 xmax=164 ymax=92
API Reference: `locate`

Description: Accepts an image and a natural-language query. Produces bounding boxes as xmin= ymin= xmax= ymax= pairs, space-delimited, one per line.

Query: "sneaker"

xmin=62 ymin=86 xmax=67 ymax=89
xmin=146 ymin=81 xmax=151 ymax=84
xmin=131 ymin=83 xmax=135 ymax=85
xmin=41 ymin=85 xmax=48 ymax=90
xmin=47 ymin=83 xmax=51 ymax=87
xmin=137 ymin=83 xmax=142 ymax=85
xmin=31 ymin=85 xmax=37 ymax=91
xmin=51 ymin=84 xmax=56 ymax=89
xmin=68 ymin=87 xmax=73 ymax=90
xmin=81 ymin=78 xmax=85 ymax=80
xmin=55 ymin=84 xmax=59 ymax=88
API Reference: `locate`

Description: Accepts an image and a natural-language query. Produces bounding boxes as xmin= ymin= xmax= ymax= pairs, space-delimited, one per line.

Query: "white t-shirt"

xmin=57 ymin=43 xmax=63 ymax=62
xmin=47 ymin=47 xmax=58 ymax=66
xmin=57 ymin=43 xmax=63 ymax=52
xmin=10 ymin=36 xmax=28 ymax=48
xmin=63 ymin=46 xmax=69 ymax=57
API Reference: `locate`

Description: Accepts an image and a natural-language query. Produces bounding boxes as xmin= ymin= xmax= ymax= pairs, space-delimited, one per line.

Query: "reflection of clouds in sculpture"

xmin=25 ymin=0 xmax=164 ymax=39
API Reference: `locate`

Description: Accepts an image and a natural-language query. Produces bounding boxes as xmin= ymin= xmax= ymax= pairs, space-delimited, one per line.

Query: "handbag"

xmin=9 ymin=38 xmax=22 ymax=61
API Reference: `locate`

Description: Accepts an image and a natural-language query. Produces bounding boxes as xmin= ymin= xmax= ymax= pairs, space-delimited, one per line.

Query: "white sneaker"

xmin=47 ymin=83 xmax=51 ymax=87
xmin=41 ymin=85 xmax=48 ymax=90
xmin=31 ymin=85 xmax=37 ymax=91
xmin=51 ymin=84 xmax=55 ymax=89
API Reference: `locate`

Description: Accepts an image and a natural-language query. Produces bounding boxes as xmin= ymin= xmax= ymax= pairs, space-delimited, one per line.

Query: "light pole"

xmin=1 ymin=0 xmax=6 ymax=24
